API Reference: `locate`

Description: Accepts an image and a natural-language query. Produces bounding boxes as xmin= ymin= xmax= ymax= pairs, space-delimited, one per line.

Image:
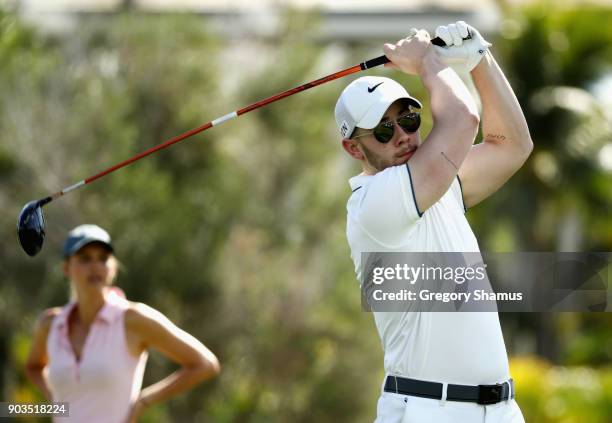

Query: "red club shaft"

xmin=82 ymin=64 xmax=363 ymax=187
xmin=237 ymin=64 xmax=362 ymax=115
xmin=49 ymin=56 xmax=391 ymax=200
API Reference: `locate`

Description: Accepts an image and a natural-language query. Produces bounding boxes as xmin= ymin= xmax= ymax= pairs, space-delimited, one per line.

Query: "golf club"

xmin=17 ymin=37 xmax=453 ymax=256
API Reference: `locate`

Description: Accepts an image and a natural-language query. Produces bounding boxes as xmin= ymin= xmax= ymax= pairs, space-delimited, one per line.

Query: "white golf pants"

xmin=374 ymin=391 xmax=525 ymax=423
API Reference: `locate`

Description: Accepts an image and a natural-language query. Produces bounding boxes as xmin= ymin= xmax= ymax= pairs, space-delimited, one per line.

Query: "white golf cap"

xmin=335 ymin=76 xmax=422 ymax=139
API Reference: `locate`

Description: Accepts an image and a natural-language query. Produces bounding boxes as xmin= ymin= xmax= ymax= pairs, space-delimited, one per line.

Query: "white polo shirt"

xmin=346 ymin=164 xmax=510 ymax=385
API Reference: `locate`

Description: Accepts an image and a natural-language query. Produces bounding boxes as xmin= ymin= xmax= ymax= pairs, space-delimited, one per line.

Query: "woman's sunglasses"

xmin=352 ymin=112 xmax=421 ymax=144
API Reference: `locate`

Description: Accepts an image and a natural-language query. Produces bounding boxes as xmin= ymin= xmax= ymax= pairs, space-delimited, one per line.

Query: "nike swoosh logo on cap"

xmin=368 ymin=82 xmax=383 ymax=93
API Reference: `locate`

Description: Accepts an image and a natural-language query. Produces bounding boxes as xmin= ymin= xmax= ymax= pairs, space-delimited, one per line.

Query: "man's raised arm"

xmin=437 ymin=24 xmax=534 ymax=208
xmin=384 ymin=30 xmax=480 ymax=214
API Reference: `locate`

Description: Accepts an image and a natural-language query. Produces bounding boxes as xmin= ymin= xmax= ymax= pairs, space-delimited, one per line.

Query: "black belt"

xmin=384 ymin=376 xmax=514 ymax=405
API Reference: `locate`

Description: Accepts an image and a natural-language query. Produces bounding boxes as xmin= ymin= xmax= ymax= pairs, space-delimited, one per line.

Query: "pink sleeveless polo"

xmin=46 ymin=291 xmax=148 ymax=423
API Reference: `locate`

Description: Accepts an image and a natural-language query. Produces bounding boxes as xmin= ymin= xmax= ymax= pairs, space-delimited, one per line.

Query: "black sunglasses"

xmin=352 ymin=112 xmax=421 ymax=144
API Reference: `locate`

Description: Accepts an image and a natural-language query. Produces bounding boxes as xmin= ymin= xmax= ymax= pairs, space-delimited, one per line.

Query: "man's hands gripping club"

xmin=383 ymin=28 xmax=443 ymax=76
xmin=434 ymin=21 xmax=492 ymax=75
xmin=382 ymin=22 xmax=491 ymax=77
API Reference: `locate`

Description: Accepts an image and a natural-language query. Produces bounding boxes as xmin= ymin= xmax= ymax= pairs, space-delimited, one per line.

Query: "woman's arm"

xmin=25 ymin=308 xmax=60 ymax=400
xmin=124 ymin=303 xmax=220 ymax=420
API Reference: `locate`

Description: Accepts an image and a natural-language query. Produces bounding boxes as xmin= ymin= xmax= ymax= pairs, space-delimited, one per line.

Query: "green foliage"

xmin=511 ymin=357 xmax=612 ymax=423
xmin=476 ymin=4 xmax=612 ymax=251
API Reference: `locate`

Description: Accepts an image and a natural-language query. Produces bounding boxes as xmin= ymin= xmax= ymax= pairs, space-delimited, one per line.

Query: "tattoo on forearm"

xmin=487 ymin=133 xmax=507 ymax=141
xmin=441 ymin=151 xmax=458 ymax=170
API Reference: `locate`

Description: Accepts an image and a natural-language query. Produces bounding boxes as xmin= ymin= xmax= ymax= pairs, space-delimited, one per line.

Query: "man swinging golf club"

xmin=336 ymin=22 xmax=532 ymax=422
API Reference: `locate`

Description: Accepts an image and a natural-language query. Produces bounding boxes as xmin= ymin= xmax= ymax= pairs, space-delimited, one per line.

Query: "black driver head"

xmin=17 ymin=199 xmax=49 ymax=257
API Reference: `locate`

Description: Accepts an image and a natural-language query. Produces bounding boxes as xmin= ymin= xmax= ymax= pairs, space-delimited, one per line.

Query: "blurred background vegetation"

xmin=1 ymin=1 xmax=611 ymax=422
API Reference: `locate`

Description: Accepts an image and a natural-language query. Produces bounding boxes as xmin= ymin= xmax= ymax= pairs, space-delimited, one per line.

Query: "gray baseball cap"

xmin=63 ymin=224 xmax=114 ymax=257
xmin=335 ymin=76 xmax=422 ymax=139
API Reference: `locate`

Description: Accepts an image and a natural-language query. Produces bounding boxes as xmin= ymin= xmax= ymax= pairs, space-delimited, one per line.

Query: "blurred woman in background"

xmin=25 ymin=224 xmax=220 ymax=423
